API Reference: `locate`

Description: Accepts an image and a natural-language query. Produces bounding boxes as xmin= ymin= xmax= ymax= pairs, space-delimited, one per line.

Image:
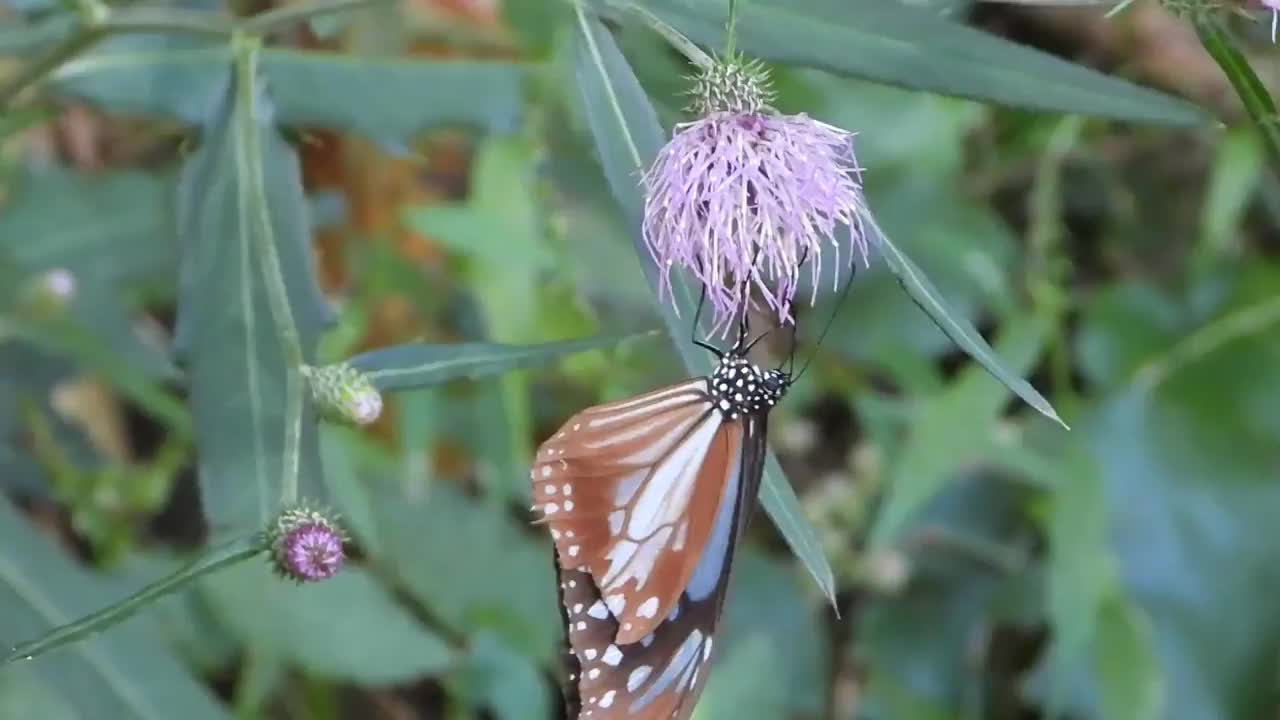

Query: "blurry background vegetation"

xmin=1 ymin=0 xmax=1279 ymax=718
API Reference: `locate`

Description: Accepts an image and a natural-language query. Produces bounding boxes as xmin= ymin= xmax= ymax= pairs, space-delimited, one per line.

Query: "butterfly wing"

xmin=532 ymin=379 xmax=742 ymax=644
xmin=551 ymin=414 xmax=769 ymax=720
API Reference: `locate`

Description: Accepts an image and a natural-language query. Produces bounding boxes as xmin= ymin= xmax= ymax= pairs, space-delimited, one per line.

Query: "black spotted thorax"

xmin=707 ymin=354 xmax=789 ymax=419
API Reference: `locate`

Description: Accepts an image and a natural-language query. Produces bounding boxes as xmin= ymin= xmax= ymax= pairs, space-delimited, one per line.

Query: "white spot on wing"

xmin=602 ymin=644 xmax=623 ymax=666
xmin=599 ymin=690 xmax=616 ymax=708
xmin=627 ymin=665 xmax=652 ymax=691
xmin=636 ymin=596 xmax=660 ymax=618
xmin=606 ymin=594 xmax=626 ymax=616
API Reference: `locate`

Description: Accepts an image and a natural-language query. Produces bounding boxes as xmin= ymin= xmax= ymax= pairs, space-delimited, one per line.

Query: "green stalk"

xmin=3 ymin=535 xmax=265 ymax=665
xmin=0 ymin=27 xmax=104 ymax=109
xmin=234 ymin=34 xmax=305 ymax=507
xmin=725 ymin=0 xmax=739 ymax=56
xmin=1193 ymin=16 xmax=1280 ymax=179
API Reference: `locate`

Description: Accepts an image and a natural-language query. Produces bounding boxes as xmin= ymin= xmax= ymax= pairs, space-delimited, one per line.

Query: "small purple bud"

xmin=283 ymin=523 xmax=344 ymax=581
xmin=267 ymin=505 xmax=348 ymax=583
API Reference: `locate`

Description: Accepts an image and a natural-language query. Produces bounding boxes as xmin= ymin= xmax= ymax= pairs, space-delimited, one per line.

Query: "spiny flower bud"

xmin=267 ymin=505 xmax=347 ymax=583
xmin=689 ymin=56 xmax=773 ymax=116
xmin=302 ymin=363 xmax=382 ymax=426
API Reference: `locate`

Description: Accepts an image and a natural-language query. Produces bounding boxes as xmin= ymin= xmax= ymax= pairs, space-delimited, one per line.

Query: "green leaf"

xmin=201 ymin=561 xmax=455 ymax=684
xmin=857 ymin=473 xmax=1032 ymax=718
xmin=175 ymin=57 xmax=331 ymax=535
xmin=572 ymin=5 xmax=836 ymax=603
xmin=349 ymin=465 xmax=560 ymax=661
xmin=1193 ymin=17 xmax=1280 ymax=177
xmin=1043 ymin=447 xmax=1115 ymax=715
xmin=3 ymin=535 xmax=263 ymax=665
xmin=710 ymin=551 xmax=830 ymax=717
xmin=0 ymin=168 xmax=174 ymax=287
xmin=1093 ymin=592 xmax=1164 ymax=720
xmin=626 ymin=0 xmax=1206 ymax=125
xmin=873 ymin=228 xmax=1066 ymax=428
xmin=0 ymin=498 xmax=232 ymax=720
xmin=869 ymin=315 xmax=1049 ymax=547
xmin=349 ymin=333 xmax=657 ymax=392
xmin=53 ymin=42 xmax=525 ymax=141
xmin=453 ymin=631 xmax=553 ymax=720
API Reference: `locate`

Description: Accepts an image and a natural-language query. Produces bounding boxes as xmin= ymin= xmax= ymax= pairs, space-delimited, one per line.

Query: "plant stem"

xmin=3 ymin=534 xmax=265 ymax=665
xmin=1194 ymin=16 xmax=1280 ymax=180
xmin=0 ymin=27 xmax=103 ymax=109
xmin=234 ymin=34 xmax=305 ymax=507
xmin=725 ymin=0 xmax=738 ymax=56
xmin=613 ymin=2 xmax=712 ymax=69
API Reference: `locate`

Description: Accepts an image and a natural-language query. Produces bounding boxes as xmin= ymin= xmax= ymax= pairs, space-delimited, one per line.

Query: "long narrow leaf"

xmin=626 ymin=0 xmax=1205 ymax=126
xmin=871 ymin=221 xmax=1067 ymax=427
xmin=175 ymin=58 xmax=330 ymax=535
xmin=350 ymin=333 xmax=657 ymax=392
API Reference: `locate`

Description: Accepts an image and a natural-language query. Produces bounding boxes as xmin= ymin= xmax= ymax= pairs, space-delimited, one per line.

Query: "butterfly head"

xmin=709 ymin=355 xmax=791 ymax=419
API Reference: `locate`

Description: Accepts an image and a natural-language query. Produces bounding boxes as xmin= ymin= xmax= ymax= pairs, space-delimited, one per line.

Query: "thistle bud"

xmin=689 ymin=56 xmax=773 ymax=116
xmin=267 ymin=505 xmax=347 ymax=583
xmin=302 ymin=363 xmax=382 ymax=426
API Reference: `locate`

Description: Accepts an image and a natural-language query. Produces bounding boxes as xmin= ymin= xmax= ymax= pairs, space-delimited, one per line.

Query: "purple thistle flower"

xmin=268 ymin=505 xmax=347 ymax=583
xmin=282 ymin=524 xmax=344 ymax=581
xmin=642 ymin=60 xmax=875 ymax=334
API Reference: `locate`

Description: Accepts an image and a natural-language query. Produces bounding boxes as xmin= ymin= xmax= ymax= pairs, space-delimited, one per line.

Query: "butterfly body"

xmin=532 ymin=347 xmax=788 ymax=719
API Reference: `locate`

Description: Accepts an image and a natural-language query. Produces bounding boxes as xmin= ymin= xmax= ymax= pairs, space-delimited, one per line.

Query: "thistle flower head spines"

xmin=690 ymin=55 xmax=774 ymax=116
xmin=302 ymin=363 xmax=382 ymax=426
xmin=267 ymin=504 xmax=348 ymax=583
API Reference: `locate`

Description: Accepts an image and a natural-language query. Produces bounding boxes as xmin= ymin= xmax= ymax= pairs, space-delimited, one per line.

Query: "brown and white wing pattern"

xmin=532 ymin=379 xmax=742 ymax=644
xmin=550 ymin=414 xmax=769 ymax=720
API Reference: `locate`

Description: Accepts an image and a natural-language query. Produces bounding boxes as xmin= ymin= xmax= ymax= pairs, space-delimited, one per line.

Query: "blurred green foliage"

xmin=0 ymin=0 xmax=1277 ymax=719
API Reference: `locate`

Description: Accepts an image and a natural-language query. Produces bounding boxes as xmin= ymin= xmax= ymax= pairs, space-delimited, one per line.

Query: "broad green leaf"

xmin=0 ymin=498 xmax=231 ymax=720
xmin=53 ymin=43 xmax=525 ymax=140
xmin=873 ymin=227 xmax=1066 ymax=428
xmin=349 ymin=333 xmax=656 ymax=391
xmin=857 ymin=473 xmax=1033 ymax=718
xmin=712 ymin=551 xmax=830 ymax=717
xmin=626 ymin=0 xmax=1205 ymax=125
xmin=366 ymin=480 xmax=561 ymax=661
xmin=0 ymin=666 xmax=79 ymax=720
xmin=1043 ymin=447 xmax=1116 ymax=715
xmin=174 ymin=57 xmax=330 ymax=535
xmin=572 ymin=7 xmax=836 ymax=603
xmin=1093 ymin=592 xmax=1164 ymax=720
xmin=201 ymin=561 xmax=455 ymax=683
xmin=694 ymin=635 xmax=786 ymax=720
xmin=869 ymin=315 xmax=1048 ymax=547
xmin=3 ymin=535 xmax=262 ymax=665
xmin=454 ymin=631 xmax=553 ymax=720
xmin=0 ymin=168 xmax=173 ymax=288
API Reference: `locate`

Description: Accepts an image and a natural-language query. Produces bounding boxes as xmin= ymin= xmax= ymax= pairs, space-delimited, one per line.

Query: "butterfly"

xmin=531 ymin=330 xmax=792 ymax=719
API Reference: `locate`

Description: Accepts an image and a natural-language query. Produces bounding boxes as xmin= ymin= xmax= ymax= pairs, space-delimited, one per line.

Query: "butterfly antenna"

xmin=690 ymin=262 xmax=724 ymax=359
xmin=793 ymin=261 xmax=859 ymax=383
